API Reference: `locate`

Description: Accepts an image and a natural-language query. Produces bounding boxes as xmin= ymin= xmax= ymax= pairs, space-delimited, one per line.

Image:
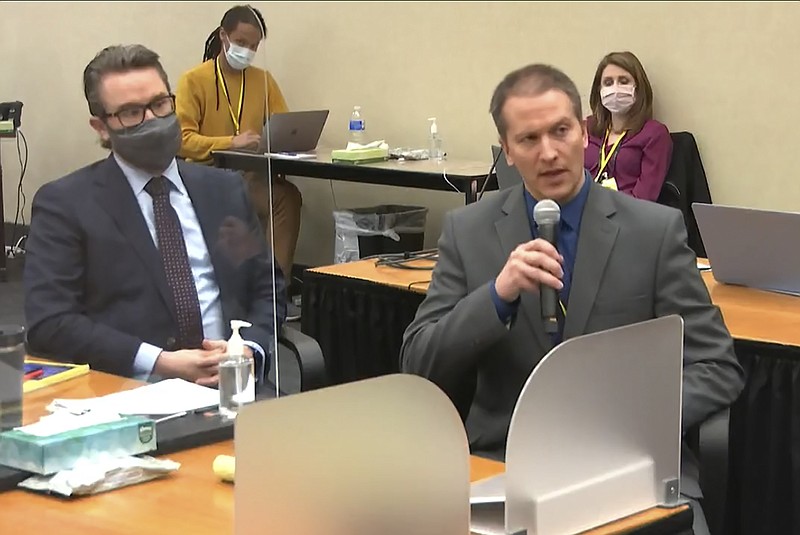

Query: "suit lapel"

xmin=92 ymin=156 xmax=177 ymax=323
xmin=564 ymin=184 xmax=619 ymax=338
xmin=495 ymin=185 xmax=552 ymax=351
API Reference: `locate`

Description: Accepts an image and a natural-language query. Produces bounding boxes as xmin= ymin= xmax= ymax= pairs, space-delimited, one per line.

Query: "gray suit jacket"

xmin=400 ymin=182 xmax=745 ymax=498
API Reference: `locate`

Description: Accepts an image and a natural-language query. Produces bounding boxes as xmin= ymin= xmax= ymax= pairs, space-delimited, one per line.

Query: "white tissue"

xmin=17 ymin=410 xmax=122 ymax=437
xmin=344 ymin=140 xmax=389 ymax=151
xmin=18 ymin=455 xmax=180 ymax=497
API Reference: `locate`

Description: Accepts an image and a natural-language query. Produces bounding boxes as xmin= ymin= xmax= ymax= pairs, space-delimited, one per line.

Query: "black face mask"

xmin=106 ymin=114 xmax=181 ymax=173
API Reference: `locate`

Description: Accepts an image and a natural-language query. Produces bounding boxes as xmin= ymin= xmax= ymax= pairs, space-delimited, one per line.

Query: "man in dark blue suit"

xmin=24 ymin=44 xmax=285 ymax=386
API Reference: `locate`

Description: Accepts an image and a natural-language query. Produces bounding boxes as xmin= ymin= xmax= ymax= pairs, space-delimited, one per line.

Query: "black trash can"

xmin=333 ymin=205 xmax=428 ymax=263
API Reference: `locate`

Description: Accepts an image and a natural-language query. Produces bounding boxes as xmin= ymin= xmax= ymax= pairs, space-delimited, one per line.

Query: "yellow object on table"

xmin=213 ymin=454 xmax=235 ymax=482
xmin=23 ymin=360 xmax=91 ymax=393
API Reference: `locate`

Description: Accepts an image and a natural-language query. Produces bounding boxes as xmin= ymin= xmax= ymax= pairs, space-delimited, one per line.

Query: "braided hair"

xmin=204 ymin=5 xmax=267 ymax=111
xmin=203 ymin=4 xmax=267 ymax=62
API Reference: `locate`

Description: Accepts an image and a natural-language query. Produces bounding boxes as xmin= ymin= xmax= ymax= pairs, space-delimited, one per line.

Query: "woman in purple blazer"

xmin=584 ymin=51 xmax=673 ymax=201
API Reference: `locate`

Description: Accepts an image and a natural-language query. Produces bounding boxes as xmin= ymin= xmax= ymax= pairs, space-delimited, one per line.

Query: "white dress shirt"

xmin=114 ymin=154 xmax=261 ymax=379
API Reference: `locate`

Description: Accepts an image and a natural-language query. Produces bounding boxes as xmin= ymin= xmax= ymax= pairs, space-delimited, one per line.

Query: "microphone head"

xmin=533 ymin=199 xmax=561 ymax=226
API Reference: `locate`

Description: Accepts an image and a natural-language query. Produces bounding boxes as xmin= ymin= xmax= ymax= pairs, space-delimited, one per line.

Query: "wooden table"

xmin=212 ymin=149 xmax=497 ymax=204
xmin=0 ymin=371 xmax=689 ymax=534
xmin=306 ymin=257 xmax=800 ymax=347
xmin=306 ymin=257 xmax=436 ymax=295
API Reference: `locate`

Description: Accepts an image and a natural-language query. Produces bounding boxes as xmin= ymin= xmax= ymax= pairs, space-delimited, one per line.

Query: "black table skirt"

xmin=726 ymin=341 xmax=800 ymax=535
xmin=301 ymin=271 xmax=424 ymax=385
xmin=301 ymin=272 xmax=800 ymax=533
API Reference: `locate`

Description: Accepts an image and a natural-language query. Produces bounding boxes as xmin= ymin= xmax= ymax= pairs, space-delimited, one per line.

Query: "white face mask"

xmin=224 ymin=39 xmax=256 ymax=70
xmin=600 ymin=84 xmax=636 ymax=114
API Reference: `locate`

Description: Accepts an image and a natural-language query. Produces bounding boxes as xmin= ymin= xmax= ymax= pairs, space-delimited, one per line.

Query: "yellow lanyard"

xmin=595 ymin=128 xmax=626 ymax=182
xmin=216 ymin=59 xmax=245 ymax=135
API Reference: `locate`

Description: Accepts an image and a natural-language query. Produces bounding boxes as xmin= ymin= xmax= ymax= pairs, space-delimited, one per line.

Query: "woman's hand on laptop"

xmin=232 ymin=130 xmax=261 ymax=150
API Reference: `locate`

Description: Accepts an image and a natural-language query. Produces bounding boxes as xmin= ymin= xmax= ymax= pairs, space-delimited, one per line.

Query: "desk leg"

xmin=465 ymin=179 xmax=479 ymax=204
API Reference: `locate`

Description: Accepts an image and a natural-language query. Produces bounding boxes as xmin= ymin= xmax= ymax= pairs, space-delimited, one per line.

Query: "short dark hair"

xmin=83 ymin=44 xmax=170 ymax=118
xmin=490 ymin=64 xmax=583 ymax=140
xmin=203 ymin=5 xmax=267 ymax=62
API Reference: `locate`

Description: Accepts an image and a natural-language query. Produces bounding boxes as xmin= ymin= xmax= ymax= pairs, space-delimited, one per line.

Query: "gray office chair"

xmin=262 ymin=326 xmax=327 ymax=397
xmin=683 ymin=407 xmax=731 ymax=535
xmin=491 ymin=145 xmax=524 ymax=190
xmin=657 ymin=180 xmax=682 ymax=210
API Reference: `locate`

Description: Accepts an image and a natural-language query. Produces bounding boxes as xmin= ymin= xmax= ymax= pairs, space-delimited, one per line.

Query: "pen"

xmin=24 ymin=368 xmax=44 ymax=381
xmin=192 ymin=405 xmax=219 ymax=415
xmin=155 ymin=411 xmax=188 ymax=424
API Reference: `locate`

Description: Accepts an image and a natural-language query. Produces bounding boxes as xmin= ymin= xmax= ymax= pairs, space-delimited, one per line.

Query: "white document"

xmin=696 ymin=259 xmax=711 ymax=271
xmin=470 ymin=473 xmax=506 ymax=504
xmin=49 ymin=379 xmax=220 ymax=416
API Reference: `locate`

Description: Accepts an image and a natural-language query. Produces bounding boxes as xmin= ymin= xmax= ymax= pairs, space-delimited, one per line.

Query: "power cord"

xmin=441 ymin=169 xmax=460 ymax=194
xmin=368 ymin=249 xmax=439 ymax=270
xmin=9 ymin=128 xmax=28 ymax=255
xmin=329 ymin=179 xmax=339 ymax=209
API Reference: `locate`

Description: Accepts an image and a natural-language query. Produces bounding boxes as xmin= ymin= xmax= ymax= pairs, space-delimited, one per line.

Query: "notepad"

xmin=23 ymin=360 xmax=91 ymax=393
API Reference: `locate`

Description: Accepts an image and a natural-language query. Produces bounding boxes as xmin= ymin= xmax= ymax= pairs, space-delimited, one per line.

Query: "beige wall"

xmin=1 ymin=2 xmax=798 ymax=266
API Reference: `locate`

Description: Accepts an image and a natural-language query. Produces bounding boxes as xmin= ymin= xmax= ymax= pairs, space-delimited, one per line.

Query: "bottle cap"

xmin=227 ymin=320 xmax=252 ymax=357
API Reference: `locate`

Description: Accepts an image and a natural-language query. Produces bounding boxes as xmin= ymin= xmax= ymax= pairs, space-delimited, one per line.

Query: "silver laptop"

xmin=260 ymin=110 xmax=329 ymax=153
xmin=693 ymin=203 xmax=800 ymax=295
xmin=491 ymin=145 xmax=523 ymax=190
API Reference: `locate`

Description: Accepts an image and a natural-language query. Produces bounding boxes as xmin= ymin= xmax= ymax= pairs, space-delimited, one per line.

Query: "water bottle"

xmin=0 ymin=325 xmax=25 ymax=431
xmin=349 ymin=106 xmax=366 ymax=144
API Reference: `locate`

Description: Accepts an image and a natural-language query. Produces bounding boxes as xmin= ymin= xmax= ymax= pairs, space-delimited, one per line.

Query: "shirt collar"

xmin=523 ymin=169 xmax=591 ymax=232
xmin=113 ymin=153 xmax=185 ymax=197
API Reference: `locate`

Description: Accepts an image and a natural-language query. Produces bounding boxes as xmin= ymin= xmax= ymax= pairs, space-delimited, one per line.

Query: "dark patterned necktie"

xmin=145 ymin=176 xmax=204 ymax=348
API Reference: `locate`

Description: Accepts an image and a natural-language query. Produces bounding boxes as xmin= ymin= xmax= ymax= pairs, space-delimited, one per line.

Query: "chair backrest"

xmin=262 ymin=327 xmax=327 ymax=398
xmin=491 ymin=145 xmax=524 ymax=190
xmin=657 ymin=180 xmax=681 ymax=210
xmin=661 ymin=132 xmax=712 ymax=257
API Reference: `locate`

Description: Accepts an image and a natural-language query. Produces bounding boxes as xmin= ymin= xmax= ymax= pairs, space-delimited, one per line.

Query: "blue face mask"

xmin=224 ymin=39 xmax=255 ymax=70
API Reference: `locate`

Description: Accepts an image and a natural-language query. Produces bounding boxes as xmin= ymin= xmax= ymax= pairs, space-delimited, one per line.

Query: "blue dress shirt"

xmin=490 ymin=170 xmax=592 ymax=329
xmin=114 ymin=154 xmax=263 ymax=379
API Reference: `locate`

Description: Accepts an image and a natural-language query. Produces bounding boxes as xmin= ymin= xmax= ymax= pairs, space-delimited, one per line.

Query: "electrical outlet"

xmin=5 ymin=245 xmax=25 ymax=257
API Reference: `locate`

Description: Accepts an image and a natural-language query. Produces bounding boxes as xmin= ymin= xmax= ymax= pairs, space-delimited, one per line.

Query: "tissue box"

xmin=331 ymin=147 xmax=389 ymax=164
xmin=0 ymin=416 xmax=156 ymax=475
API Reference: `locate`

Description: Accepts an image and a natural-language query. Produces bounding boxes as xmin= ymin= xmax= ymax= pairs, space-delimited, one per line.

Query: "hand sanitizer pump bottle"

xmin=218 ymin=320 xmax=255 ymax=419
xmin=428 ymin=117 xmax=443 ymax=162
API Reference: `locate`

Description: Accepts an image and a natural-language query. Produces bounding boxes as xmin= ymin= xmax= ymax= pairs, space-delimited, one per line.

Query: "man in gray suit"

xmin=400 ymin=64 xmax=744 ymax=534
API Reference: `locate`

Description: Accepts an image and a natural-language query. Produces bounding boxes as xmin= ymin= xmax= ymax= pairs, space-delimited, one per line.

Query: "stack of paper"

xmin=48 ymin=379 xmax=220 ymax=416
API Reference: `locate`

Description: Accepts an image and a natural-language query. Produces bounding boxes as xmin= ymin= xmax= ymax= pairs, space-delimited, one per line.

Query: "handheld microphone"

xmin=533 ymin=199 xmax=561 ymax=334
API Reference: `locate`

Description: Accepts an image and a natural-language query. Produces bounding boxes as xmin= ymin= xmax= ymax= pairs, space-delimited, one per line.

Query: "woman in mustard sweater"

xmin=176 ymin=4 xmax=301 ymax=287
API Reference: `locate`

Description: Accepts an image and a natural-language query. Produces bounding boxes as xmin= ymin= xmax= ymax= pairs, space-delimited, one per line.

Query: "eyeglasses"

xmin=103 ymin=94 xmax=176 ymax=128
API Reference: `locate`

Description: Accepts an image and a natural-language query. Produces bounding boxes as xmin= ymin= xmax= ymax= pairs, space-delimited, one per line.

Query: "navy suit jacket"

xmin=24 ymin=156 xmax=285 ymax=378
